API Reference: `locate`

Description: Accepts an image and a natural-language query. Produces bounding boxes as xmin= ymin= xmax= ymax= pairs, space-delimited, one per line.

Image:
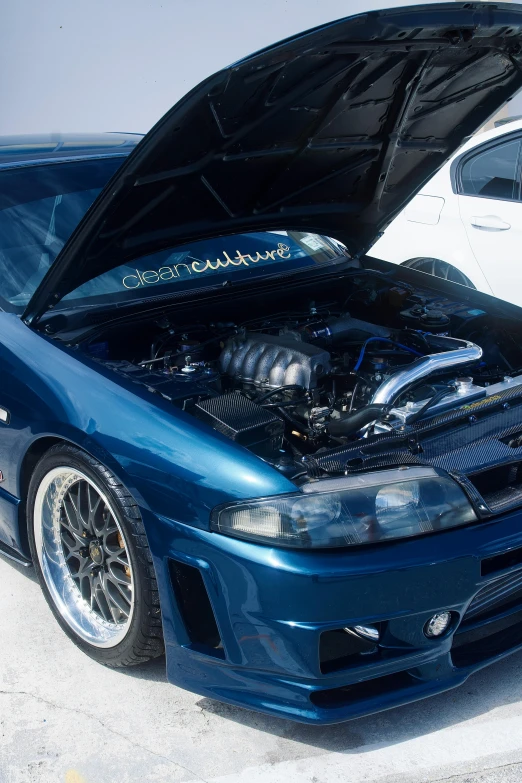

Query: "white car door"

xmin=457 ymin=135 xmax=522 ymax=306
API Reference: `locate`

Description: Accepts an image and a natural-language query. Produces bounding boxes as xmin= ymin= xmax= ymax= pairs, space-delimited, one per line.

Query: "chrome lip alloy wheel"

xmin=34 ymin=467 xmax=134 ymax=648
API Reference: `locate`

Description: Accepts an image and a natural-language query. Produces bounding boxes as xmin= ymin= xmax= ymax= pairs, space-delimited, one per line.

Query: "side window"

xmin=460 ymin=138 xmax=521 ymax=201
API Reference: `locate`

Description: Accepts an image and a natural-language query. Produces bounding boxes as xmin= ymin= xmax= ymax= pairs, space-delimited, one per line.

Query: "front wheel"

xmin=28 ymin=444 xmax=164 ymax=667
xmin=402 ymin=257 xmax=476 ymax=289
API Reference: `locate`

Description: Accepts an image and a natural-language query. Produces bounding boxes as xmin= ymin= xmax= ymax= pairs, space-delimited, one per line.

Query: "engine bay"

xmin=82 ymin=269 xmax=522 ymax=480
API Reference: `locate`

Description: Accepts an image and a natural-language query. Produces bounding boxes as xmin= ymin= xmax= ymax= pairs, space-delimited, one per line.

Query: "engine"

xmin=215 ymin=322 xmax=487 ymax=445
xmin=88 ymin=273 xmax=522 ymax=477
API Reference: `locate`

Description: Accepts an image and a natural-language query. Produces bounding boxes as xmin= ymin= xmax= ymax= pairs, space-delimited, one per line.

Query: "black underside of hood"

xmin=25 ymin=2 xmax=522 ymax=324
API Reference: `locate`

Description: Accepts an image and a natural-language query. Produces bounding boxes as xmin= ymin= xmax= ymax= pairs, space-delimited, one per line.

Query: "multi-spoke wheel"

xmin=28 ymin=444 xmax=163 ymax=666
xmin=402 ymin=258 xmax=476 ymax=289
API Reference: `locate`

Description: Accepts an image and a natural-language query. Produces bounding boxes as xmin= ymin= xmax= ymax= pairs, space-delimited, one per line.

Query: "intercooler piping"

xmin=370 ymin=335 xmax=483 ymax=406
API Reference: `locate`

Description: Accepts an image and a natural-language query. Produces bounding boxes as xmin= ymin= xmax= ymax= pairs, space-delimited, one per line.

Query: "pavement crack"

xmin=0 ymin=687 xmax=208 ymax=782
xmin=425 ymin=759 xmax=522 ymax=783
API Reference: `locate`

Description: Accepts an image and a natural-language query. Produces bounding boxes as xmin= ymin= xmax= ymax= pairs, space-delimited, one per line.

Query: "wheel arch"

xmin=17 ymin=437 xmax=65 ymax=557
xmin=400 ymin=256 xmax=477 ymax=289
xmin=17 ymin=434 xmax=133 ymax=559
xmin=402 ymin=256 xmax=435 ymax=264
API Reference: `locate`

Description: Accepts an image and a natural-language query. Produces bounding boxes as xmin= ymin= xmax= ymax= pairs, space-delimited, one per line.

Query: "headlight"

xmin=211 ymin=467 xmax=477 ymax=548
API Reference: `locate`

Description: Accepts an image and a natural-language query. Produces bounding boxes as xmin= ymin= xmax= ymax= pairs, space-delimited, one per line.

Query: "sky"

xmin=1 ymin=0 xmax=444 ymax=136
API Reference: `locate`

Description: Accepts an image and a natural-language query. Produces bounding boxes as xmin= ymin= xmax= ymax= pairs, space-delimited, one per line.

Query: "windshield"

xmin=0 ymin=158 xmax=125 ymax=313
xmin=58 ymin=231 xmax=345 ymax=309
xmin=0 ymin=159 xmax=348 ymax=314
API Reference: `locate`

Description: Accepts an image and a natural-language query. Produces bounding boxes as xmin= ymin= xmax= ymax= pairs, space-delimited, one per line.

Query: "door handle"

xmin=470 ymin=215 xmax=511 ymax=231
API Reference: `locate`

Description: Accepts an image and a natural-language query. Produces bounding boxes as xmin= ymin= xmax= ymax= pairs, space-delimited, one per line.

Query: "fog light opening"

xmin=344 ymin=624 xmax=380 ymax=643
xmin=424 ymin=611 xmax=452 ymax=638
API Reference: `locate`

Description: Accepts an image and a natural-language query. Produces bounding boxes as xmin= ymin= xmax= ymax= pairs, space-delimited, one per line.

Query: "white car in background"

xmin=369 ymin=118 xmax=522 ymax=307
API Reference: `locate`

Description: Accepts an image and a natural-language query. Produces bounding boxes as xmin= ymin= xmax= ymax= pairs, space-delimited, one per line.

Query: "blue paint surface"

xmin=2 ymin=307 xmax=522 ymax=722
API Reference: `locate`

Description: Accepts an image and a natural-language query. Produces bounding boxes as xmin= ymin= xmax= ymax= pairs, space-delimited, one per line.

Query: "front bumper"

xmin=149 ymin=507 xmax=522 ymax=724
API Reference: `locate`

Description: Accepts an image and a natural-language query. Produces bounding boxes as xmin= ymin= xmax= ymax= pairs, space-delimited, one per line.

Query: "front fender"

xmin=0 ymin=313 xmax=295 ymax=551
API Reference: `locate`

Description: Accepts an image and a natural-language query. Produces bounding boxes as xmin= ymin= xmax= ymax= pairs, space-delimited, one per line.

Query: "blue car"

xmin=4 ymin=3 xmax=522 ymax=724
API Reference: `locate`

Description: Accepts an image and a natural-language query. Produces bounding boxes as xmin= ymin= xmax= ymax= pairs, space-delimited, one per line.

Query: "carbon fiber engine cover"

xmin=314 ymin=386 xmax=522 ymax=479
xmin=195 ymin=393 xmax=284 ymax=457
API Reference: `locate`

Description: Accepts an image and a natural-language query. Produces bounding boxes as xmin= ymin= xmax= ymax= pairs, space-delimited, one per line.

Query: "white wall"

xmin=2 ymin=0 xmax=439 ymax=136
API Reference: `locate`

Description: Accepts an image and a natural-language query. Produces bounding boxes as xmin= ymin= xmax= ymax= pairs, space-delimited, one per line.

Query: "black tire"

xmin=402 ymin=257 xmax=476 ymax=289
xmin=28 ymin=443 xmax=164 ymax=667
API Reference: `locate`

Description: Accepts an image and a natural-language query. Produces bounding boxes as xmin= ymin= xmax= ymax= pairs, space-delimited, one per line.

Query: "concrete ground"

xmin=2 ymin=556 xmax=522 ymax=783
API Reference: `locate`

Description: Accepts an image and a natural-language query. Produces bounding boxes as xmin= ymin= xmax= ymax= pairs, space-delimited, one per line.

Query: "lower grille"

xmin=452 ymin=610 xmax=522 ymax=667
xmin=452 ymin=566 xmax=522 ymax=667
xmin=465 ymin=569 xmax=522 ymax=622
xmin=319 ymin=629 xmax=378 ymax=674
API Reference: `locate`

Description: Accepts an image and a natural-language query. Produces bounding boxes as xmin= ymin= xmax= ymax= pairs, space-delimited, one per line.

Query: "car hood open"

xmin=24 ymin=2 xmax=522 ymax=324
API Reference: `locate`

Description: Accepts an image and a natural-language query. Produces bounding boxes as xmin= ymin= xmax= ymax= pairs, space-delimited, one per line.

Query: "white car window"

xmin=460 ymin=139 xmax=521 ymax=201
